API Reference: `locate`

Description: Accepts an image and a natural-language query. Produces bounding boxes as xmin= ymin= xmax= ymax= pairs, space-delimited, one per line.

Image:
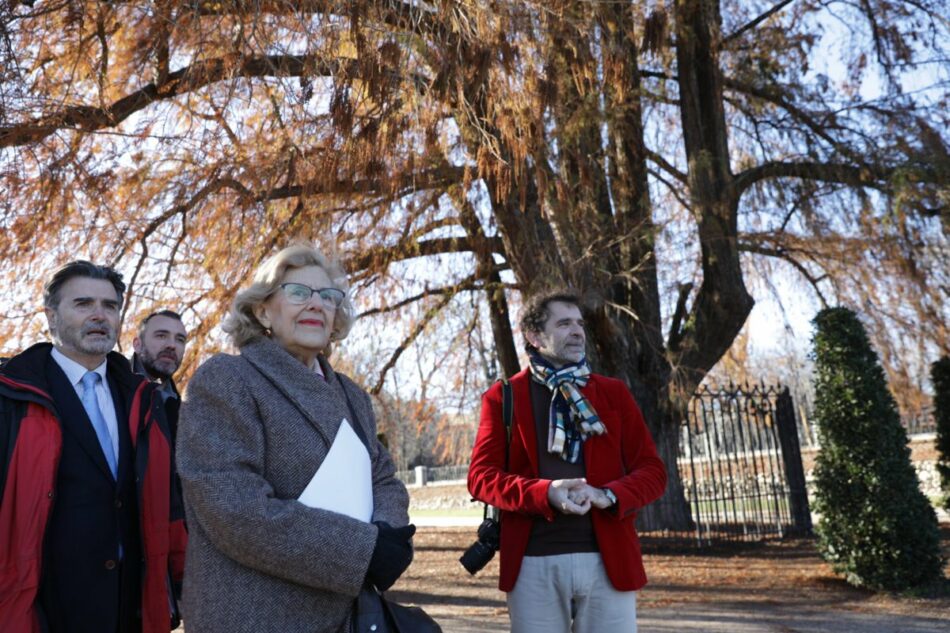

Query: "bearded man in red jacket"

xmin=468 ymin=290 xmax=667 ymax=633
xmin=0 ymin=261 xmax=186 ymax=633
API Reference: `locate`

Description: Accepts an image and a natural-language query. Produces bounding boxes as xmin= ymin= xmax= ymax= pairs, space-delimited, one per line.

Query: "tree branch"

xmin=739 ymin=241 xmax=830 ymax=306
xmin=451 ymin=186 xmax=521 ymax=377
xmin=723 ymin=77 xmax=864 ymax=163
xmin=666 ymin=282 xmax=694 ymax=351
xmin=358 ymin=280 xmax=485 ymax=318
xmin=734 ymin=160 xmax=892 ymax=194
xmin=0 ymin=53 xmax=429 ymax=148
xmin=110 ymin=175 xmax=245 ymax=267
xmin=646 ymin=149 xmax=688 ymax=184
xmin=722 ymin=0 xmax=797 ymax=45
xmin=110 ymin=165 xmax=467 ymax=279
xmin=371 ymin=289 xmax=461 ymax=395
xmin=259 ymin=164 xmax=466 ymax=201
xmin=649 ymin=168 xmax=691 ymax=210
xmin=187 ymin=0 xmax=449 ymax=40
xmin=640 ymin=69 xmax=676 ymax=81
xmin=346 ymin=234 xmax=505 ymax=272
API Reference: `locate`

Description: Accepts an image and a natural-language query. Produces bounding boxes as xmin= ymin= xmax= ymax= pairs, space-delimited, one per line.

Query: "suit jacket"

xmin=40 ymin=355 xmax=142 ymax=633
xmin=176 ymin=336 xmax=410 ymax=633
xmin=468 ymin=368 xmax=668 ymax=592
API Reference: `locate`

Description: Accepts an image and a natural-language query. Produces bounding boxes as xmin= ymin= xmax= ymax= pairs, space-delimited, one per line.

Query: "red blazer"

xmin=468 ymin=368 xmax=667 ymax=592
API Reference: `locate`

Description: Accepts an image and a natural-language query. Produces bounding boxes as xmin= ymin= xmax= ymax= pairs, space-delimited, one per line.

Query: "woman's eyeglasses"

xmin=278 ymin=283 xmax=345 ymax=309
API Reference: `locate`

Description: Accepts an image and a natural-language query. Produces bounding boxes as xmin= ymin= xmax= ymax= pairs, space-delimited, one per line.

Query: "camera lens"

xmin=459 ymin=540 xmax=496 ymax=575
xmin=458 ymin=517 xmax=502 ymax=575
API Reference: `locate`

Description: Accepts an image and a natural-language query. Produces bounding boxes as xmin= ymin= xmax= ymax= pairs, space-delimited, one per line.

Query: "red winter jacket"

xmin=0 ymin=346 xmax=187 ymax=633
xmin=468 ymin=369 xmax=668 ymax=592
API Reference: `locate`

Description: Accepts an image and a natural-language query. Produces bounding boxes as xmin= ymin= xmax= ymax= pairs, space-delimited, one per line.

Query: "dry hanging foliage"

xmin=1 ymin=0 xmax=946 ymax=526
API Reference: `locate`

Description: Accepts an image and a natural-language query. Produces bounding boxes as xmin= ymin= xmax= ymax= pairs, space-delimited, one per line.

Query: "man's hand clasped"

xmin=547 ymin=478 xmax=614 ymax=515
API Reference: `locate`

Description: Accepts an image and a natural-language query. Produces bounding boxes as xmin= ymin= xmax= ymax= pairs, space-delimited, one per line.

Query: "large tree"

xmin=1 ymin=1 xmax=946 ymax=526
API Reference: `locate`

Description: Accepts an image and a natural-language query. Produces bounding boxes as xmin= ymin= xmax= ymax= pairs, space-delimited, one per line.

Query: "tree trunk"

xmin=592 ymin=309 xmax=694 ymax=531
xmin=598 ymin=4 xmax=693 ymax=530
xmin=485 ymin=274 xmax=520 ymax=379
xmin=452 ymin=186 xmax=521 ymax=378
xmin=671 ymin=0 xmax=755 ymax=390
xmin=636 ymin=404 xmax=693 ymax=532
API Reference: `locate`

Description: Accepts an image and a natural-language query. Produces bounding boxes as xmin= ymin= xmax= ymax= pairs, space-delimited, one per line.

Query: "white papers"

xmin=297 ymin=418 xmax=374 ymax=522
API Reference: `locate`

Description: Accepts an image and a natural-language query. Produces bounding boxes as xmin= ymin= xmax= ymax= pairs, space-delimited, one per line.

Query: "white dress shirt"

xmin=51 ymin=347 xmax=120 ymax=461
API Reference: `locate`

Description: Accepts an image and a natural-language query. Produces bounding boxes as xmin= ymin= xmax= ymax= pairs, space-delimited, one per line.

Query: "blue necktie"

xmin=81 ymin=371 xmax=117 ymax=478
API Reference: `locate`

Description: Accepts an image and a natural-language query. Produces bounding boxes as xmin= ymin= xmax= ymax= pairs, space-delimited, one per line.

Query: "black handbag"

xmin=353 ymin=585 xmax=443 ymax=633
xmin=339 ymin=384 xmax=441 ymax=632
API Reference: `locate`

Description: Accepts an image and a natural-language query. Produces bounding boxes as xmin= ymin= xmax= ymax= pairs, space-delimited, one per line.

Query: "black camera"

xmin=459 ymin=516 xmax=501 ymax=575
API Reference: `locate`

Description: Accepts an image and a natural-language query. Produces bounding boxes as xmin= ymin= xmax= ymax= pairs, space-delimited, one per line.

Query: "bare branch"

xmin=358 ymin=280 xmax=483 ymax=318
xmin=722 ymin=0 xmax=797 ymax=45
xmin=346 ymin=234 xmax=505 ymax=272
xmin=723 ymin=78 xmax=869 ymax=164
xmin=739 ymin=242 xmax=830 ymax=306
xmin=370 ymin=289 xmax=461 ymax=395
xmin=734 ymin=160 xmax=893 ymax=194
xmin=667 ymin=282 xmax=694 ymax=351
xmin=646 ymin=149 xmax=688 ymax=184
xmin=648 ymin=168 xmax=691 ymax=210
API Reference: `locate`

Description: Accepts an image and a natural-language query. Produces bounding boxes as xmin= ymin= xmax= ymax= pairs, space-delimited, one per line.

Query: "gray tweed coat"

xmin=176 ymin=336 xmax=410 ymax=633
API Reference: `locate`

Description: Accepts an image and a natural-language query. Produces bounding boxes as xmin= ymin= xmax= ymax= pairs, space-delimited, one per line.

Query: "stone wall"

xmin=802 ymin=434 xmax=943 ymax=503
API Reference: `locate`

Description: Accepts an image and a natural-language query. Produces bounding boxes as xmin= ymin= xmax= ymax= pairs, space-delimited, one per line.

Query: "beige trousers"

xmin=506 ymin=552 xmax=637 ymax=633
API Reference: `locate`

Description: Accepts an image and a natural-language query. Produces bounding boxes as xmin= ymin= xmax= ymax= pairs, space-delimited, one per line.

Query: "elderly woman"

xmin=176 ymin=244 xmax=414 ymax=632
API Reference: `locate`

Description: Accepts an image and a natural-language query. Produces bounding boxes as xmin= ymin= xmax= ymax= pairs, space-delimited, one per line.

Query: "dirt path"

xmin=388 ymin=527 xmax=950 ymax=633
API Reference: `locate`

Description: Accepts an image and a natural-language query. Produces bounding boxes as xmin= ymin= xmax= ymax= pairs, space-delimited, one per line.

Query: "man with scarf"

xmin=468 ymin=290 xmax=667 ymax=633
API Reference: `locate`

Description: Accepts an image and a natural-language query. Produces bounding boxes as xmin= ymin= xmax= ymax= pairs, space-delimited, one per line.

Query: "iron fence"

xmin=903 ymin=405 xmax=936 ymax=436
xmin=395 ymin=469 xmax=417 ymax=486
xmin=795 ymin=398 xmax=935 ymax=449
xmin=396 ymin=464 xmax=469 ymax=486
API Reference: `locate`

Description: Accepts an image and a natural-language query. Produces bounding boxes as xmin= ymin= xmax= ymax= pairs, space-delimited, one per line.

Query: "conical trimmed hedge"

xmin=811 ymin=307 xmax=943 ymax=590
xmin=933 ymin=356 xmax=950 ymax=511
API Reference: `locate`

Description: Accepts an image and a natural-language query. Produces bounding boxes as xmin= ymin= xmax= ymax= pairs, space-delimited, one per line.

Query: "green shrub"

xmin=933 ymin=356 xmax=950 ymax=511
xmin=811 ymin=307 xmax=944 ymax=591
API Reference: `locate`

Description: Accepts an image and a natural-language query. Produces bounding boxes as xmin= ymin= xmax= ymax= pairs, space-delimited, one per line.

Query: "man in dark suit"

xmin=0 ymin=261 xmax=186 ymax=633
xmin=468 ymin=290 xmax=668 ymax=633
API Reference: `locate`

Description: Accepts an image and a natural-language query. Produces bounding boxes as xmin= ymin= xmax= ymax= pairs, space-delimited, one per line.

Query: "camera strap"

xmin=482 ymin=378 xmax=513 ymax=521
xmin=501 ymin=377 xmax=512 ymax=467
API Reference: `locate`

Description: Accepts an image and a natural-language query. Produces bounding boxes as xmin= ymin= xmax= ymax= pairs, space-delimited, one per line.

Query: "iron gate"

xmin=639 ymin=384 xmax=811 ymax=544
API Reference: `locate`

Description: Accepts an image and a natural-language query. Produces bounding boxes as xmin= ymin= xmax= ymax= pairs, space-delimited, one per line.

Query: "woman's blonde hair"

xmin=222 ymin=244 xmax=355 ymax=352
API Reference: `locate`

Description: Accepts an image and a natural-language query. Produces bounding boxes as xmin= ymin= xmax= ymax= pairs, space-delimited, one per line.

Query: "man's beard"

xmin=53 ymin=318 xmax=117 ymax=357
xmin=140 ymin=348 xmax=179 ymax=380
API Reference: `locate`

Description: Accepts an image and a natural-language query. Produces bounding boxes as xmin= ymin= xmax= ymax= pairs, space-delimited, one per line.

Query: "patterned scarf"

xmin=528 ymin=352 xmax=607 ymax=463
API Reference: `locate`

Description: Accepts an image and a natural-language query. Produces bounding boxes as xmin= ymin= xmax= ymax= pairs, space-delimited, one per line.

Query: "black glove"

xmin=366 ymin=521 xmax=416 ymax=591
